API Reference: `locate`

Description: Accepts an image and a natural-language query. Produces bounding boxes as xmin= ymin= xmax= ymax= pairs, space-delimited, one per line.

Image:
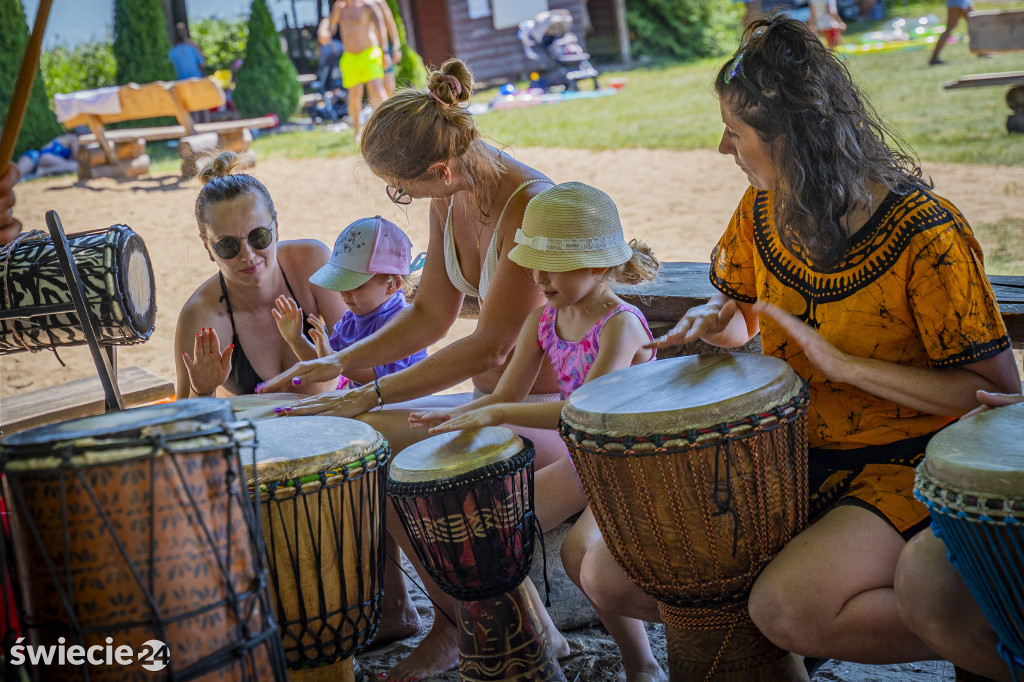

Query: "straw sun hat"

xmin=509 ymin=182 xmax=632 ymax=272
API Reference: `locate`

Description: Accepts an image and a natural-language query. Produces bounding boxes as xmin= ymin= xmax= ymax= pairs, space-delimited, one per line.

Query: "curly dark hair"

xmin=714 ymin=14 xmax=930 ymax=267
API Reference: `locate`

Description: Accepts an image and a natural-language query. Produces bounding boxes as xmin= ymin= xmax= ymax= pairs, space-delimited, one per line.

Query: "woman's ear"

xmin=202 ymin=238 xmax=215 ymax=263
xmin=426 ymin=161 xmax=450 ymax=183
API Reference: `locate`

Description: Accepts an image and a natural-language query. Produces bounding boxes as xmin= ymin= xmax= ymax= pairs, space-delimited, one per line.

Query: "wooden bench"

xmin=56 ymin=79 xmax=277 ymax=179
xmin=945 ymin=9 xmax=1024 ymax=132
xmin=0 ymin=366 xmax=174 ymax=436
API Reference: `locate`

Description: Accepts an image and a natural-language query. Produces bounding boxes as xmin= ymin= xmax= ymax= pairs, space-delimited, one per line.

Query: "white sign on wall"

xmin=467 ymin=0 xmax=491 ymax=20
xmin=491 ymin=0 xmax=549 ymax=30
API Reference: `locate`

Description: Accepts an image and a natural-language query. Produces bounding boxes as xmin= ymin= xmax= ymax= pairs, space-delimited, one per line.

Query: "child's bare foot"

xmin=380 ymin=621 xmax=459 ymax=681
xmin=371 ymin=594 xmax=421 ymax=648
xmin=626 ymin=661 xmax=668 ymax=682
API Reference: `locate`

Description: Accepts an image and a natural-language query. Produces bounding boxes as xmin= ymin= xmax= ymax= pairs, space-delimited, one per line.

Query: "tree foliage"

xmin=0 ymin=0 xmax=63 ymax=159
xmin=191 ymin=17 xmax=249 ymax=74
xmin=627 ymin=0 xmax=741 ymax=62
xmin=383 ymin=0 xmax=427 ymax=89
xmin=41 ymin=42 xmax=117 ymax=97
xmin=234 ymin=0 xmax=301 ymax=120
xmin=112 ymin=0 xmax=175 ymax=85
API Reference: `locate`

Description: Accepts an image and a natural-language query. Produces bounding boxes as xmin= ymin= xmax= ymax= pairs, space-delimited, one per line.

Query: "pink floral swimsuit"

xmin=537 ymin=303 xmax=656 ymax=399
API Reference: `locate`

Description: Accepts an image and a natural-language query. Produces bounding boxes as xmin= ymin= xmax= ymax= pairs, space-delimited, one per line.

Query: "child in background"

xmin=273 ymin=215 xmax=426 ymax=389
xmin=409 ymin=182 xmax=667 ymax=682
xmin=809 ymin=0 xmax=846 ymax=50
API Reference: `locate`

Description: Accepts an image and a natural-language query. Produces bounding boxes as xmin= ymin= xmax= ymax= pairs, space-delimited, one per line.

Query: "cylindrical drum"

xmin=916 ymin=402 xmax=1024 ymax=676
xmin=0 ymin=226 xmax=156 ymax=353
xmin=560 ymin=354 xmax=809 ymax=681
xmin=0 ymin=399 xmax=288 ymax=681
xmin=387 ymin=427 xmax=565 ymax=682
xmin=249 ymin=416 xmax=390 ymax=681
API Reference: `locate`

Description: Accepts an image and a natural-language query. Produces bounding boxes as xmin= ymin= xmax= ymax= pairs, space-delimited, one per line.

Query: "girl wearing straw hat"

xmin=411 ymin=182 xmax=667 ymax=682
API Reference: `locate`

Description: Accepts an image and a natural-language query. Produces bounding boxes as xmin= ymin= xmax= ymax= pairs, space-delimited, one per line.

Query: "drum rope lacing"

xmin=0 ymin=420 xmax=283 ymax=678
xmin=1 ymin=230 xmax=51 ymax=353
xmin=260 ymin=441 xmax=392 ymax=666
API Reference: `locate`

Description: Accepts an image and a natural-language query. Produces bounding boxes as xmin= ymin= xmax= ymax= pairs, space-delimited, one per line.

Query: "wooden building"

xmin=396 ymin=0 xmax=629 ymax=85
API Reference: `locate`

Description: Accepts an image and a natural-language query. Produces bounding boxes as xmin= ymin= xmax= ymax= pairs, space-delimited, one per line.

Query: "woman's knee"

xmin=748 ymin=567 xmax=823 ymax=653
xmin=578 ymin=553 xmax=634 ymax=613
xmin=894 ymin=530 xmax=960 ymax=635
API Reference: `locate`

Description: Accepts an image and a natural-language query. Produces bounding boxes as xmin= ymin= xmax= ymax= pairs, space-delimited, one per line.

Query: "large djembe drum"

xmin=916 ymin=402 xmax=1024 ymax=678
xmin=560 ymin=354 xmax=809 ymax=681
xmin=0 ymin=225 xmax=155 ymax=352
xmin=387 ymin=427 xmax=566 ymax=682
xmin=0 ymin=399 xmax=288 ymax=680
xmin=249 ymin=416 xmax=390 ymax=681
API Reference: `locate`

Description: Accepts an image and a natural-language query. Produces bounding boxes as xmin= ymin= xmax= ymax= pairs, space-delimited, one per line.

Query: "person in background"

xmin=809 ymin=0 xmax=846 ymax=50
xmin=0 ymin=164 xmax=22 ymax=246
xmin=169 ymin=22 xmax=209 ymax=123
xmin=273 ymin=215 xmax=426 ymax=389
xmin=930 ymin=0 xmax=975 ymax=66
xmin=367 ymin=0 xmax=402 ymax=96
xmin=329 ymin=0 xmax=390 ymax=143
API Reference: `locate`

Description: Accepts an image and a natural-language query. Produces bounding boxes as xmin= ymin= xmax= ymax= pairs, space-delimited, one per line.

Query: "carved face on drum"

xmin=202 ymin=192 xmax=279 ymax=283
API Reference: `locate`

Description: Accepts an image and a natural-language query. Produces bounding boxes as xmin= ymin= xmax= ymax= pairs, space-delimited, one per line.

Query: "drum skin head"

xmin=0 ymin=398 xmax=233 ymax=450
xmin=391 ymin=427 xmax=524 ymax=483
xmin=251 ymin=415 xmax=382 ymax=482
xmin=924 ymin=402 xmax=1024 ymax=497
xmin=228 ymin=392 xmax=305 ymax=422
xmin=562 ymin=353 xmax=803 ymax=436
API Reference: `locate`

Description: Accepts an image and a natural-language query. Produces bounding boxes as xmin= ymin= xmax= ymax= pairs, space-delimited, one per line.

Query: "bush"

xmin=628 ymin=0 xmax=740 ymax=62
xmin=234 ymin=0 xmax=301 ymax=121
xmin=191 ymin=17 xmax=249 ymax=74
xmin=0 ymin=0 xmax=63 ymax=159
xmin=41 ymin=42 xmax=117 ymax=97
xmin=384 ymin=0 xmax=428 ymax=89
xmin=113 ymin=0 xmax=175 ymax=85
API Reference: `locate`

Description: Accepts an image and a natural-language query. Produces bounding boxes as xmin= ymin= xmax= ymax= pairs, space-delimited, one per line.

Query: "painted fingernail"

xmin=292 ymin=377 xmax=302 ymax=386
xmin=255 ymin=382 xmax=266 ymax=392
xmin=274 ymin=407 xmax=283 ymax=414
xmin=284 ymin=407 xmax=292 ymax=413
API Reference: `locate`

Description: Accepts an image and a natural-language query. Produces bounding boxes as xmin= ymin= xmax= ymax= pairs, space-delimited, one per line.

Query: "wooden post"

xmin=614 ymin=0 xmax=631 ymax=65
xmin=82 ymin=114 xmax=119 ymax=166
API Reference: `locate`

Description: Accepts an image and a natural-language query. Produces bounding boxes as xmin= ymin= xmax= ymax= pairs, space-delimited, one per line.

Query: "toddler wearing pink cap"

xmin=274 ymin=215 xmax=426 ymax=389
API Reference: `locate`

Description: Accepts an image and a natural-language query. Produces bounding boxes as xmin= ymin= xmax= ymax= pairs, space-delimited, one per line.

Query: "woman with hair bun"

xmin=173 ymin=151 xmax=346 ymax=399
xmin=257 ymin=59 xmax=578 ymax=680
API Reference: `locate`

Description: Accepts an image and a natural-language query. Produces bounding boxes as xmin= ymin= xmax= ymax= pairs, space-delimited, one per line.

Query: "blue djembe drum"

xmin=916 ymin=402 xmax=1024 ymax=679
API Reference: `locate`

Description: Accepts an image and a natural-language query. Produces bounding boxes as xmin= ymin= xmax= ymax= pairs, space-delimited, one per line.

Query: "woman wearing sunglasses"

xmin=173 ymin=151 xmax=346 ymax=399
xmin=255 ymin=58 xmax=579 ymax=681
xmin=648 ymin=15 xmax=1019 ymax=677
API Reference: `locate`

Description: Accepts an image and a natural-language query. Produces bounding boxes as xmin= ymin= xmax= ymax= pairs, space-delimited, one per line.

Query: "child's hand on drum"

xmin=272 ymin=296 xmax=304 ymax=345
xmin=964 ymin=390 xmax=1024 ymax=418
xmin=183 ymin=327 xmax=233 ymax=396
xmin=426 ymin=405 xmax=505 ymax=434
xmin=408 ymin=408 xmax=458 ymax=430
xmin=308 ymin=314 xmax=334 ymax=358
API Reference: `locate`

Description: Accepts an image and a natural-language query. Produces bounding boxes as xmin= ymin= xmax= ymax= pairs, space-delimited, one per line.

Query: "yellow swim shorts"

xmin=341 ymin=46 xmax=384 ymax=88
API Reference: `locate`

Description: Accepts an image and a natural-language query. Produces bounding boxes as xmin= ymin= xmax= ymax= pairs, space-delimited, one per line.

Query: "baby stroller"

xmin=518 ymin=10 xmax=599 ymax=91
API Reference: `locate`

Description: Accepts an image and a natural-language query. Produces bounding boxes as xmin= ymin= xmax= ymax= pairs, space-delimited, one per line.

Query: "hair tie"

xmin=428 ymin=75 xmax=462 ymax=107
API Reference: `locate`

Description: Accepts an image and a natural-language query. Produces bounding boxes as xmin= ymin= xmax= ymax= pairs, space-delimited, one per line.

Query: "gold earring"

xmin=444 ymin=175 xmax=452 ymax=186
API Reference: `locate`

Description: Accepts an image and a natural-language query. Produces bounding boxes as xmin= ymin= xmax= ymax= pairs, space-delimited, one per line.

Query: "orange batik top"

xmin=711 ymin=186 xmax=1010 ymax=451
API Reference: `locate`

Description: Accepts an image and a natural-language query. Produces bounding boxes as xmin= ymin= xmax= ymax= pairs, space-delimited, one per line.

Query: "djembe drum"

xmin=0 ymin=225 xmax=156 ymax=352
xmin=387 ymin=427 xmax=566 ymax=682
xmin=228 ymin=393 xmax=305 ymax=422
xmin=916 ymin=402 xmax=1024 ymax=678
xmin=560 ymin=354 xmax=809 ymax=681
xmin=0 ymin=399 xmax=288 ymax=680
xmin=249 ymin=416 xmax=390 ymax=681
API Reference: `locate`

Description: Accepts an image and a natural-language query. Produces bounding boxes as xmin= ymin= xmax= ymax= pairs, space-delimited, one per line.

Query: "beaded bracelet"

xmin=373 ymin=378 xmax=384 ymax=410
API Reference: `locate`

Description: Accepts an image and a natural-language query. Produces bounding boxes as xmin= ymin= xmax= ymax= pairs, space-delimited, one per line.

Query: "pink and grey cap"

xmin=310 ymin=215 xmax=413 ymax=292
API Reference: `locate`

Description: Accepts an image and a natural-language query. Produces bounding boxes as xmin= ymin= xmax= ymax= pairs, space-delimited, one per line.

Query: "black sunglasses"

xmin=386 ymin=184 xmax=412 ymax=205
xmin=212 ymin=220 xmax=276 ymax=259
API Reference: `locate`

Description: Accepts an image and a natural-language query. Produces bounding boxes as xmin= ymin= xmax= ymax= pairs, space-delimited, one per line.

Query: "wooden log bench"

xmin=55 ymin=79 xmax=277 ymax=180
xmin=0 ymin=366 xmax=174 ymax=436
xmin=442 ymin=262 xmax=1024 ymax=357
xmin=945 ymin=9 xmax=1024 ymax=132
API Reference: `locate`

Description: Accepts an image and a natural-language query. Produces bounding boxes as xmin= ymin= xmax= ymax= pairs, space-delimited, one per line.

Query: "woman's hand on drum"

xmin=277 ymin=387 xmax=377 ymax=418
xmin=964 ymin=390 xmax=1024 ymax=418
xmin=408 ymin=405 xmax=468 ymax=431
xmin=256 ymin=353 xmax=346 ymax=393
xmin=646 ymin=299 xmax=739 ymax=349
xmin=307 ymin=314 xmax=334 ymax=358
xmin=182 ymin=327 xmax=233 ymax=396
xmin=753 ymin=301 xmax=854 ymax=383
xmin=271 ymin=295 xmax=304 ymax=345
xmin=422 ymin=405 xmax=505 ymax=434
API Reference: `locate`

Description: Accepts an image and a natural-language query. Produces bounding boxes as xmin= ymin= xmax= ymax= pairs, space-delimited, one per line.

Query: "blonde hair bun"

xmin=197 ymin=150 xmax=254 ymax=185
xmin=427 ymin=59 xmax=473 ymax=107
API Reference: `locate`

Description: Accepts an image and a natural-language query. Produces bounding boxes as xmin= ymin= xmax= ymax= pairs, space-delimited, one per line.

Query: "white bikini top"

xmin=443 ymin=178 xmax=551 ymax=301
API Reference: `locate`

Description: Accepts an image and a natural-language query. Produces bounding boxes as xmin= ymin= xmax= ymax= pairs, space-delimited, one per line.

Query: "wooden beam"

xmin=614 ymin=0 xmax=631 ymax=65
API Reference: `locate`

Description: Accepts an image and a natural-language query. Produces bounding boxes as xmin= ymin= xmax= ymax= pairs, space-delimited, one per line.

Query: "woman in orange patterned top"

xmin=649 ymin=14 xmax=1020 ymax=676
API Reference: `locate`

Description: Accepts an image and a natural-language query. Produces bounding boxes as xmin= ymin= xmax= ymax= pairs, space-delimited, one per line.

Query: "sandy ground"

xmin=3 ymin=147 xmax=1024 ymax=399
xmin=2 ymin=148 xmax=1023 ymax=680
